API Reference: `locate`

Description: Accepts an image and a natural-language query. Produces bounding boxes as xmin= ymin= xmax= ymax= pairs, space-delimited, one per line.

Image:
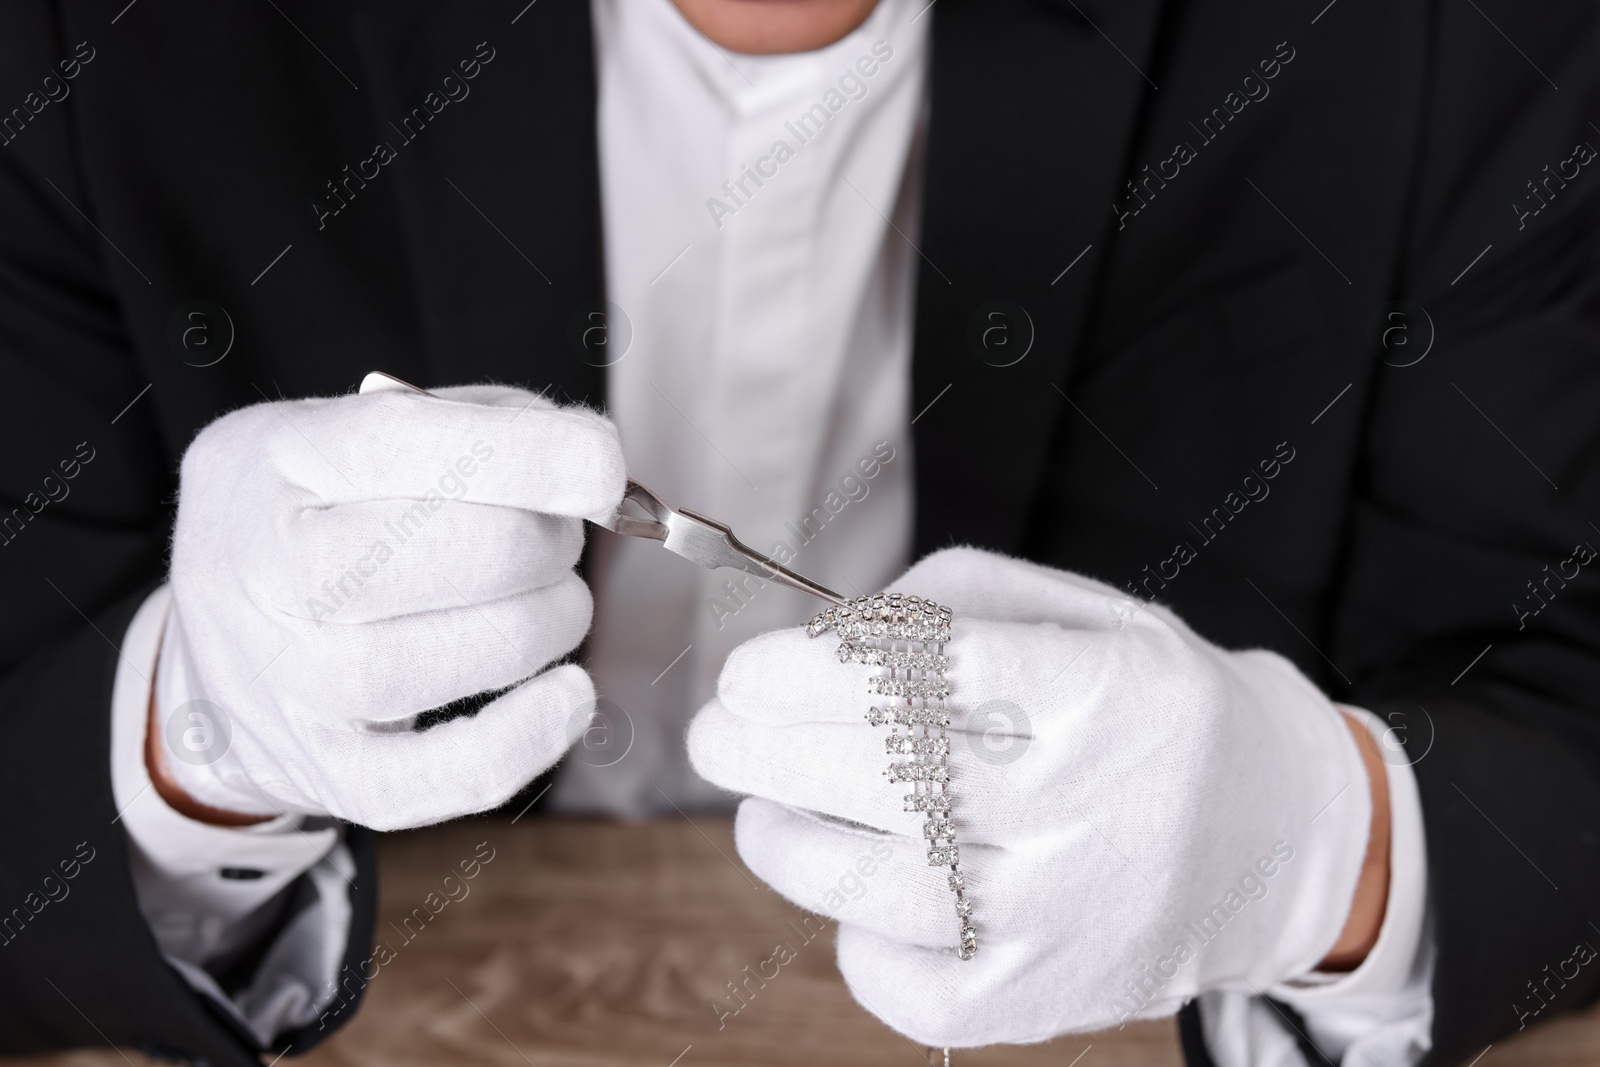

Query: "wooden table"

xmin=17 ymin=819 xmax=1600 ymax=1066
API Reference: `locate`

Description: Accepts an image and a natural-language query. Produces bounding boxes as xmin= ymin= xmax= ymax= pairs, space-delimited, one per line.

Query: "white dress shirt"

xmin=556 ymin=0 xmax=925 ymax=815
xmin=112 ymin=587 xmax=354 ymax=1044
xmin=110 ymin=0 xmax=1434 ymax=1060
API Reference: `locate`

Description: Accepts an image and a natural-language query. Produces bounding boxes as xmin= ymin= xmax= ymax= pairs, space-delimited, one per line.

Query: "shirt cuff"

xmin=111 ymin=585 xmax=351 ymax=1045
xmin=1199 ymin=705 xmax=1435 ymax=1067
xmin=1270 ymin=704 xmax=1435 ymax=1064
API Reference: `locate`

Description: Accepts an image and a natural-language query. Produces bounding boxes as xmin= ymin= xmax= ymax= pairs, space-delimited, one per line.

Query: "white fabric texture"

xmin=1203 ymin=708 xmax=1436 ymax=1067
xmin=112 ymin=586 xmax=352 ymax=1043
xmin=689 ymin=547 xmax=1376 ymax=1048
xmin=161 ymin=383 xmax=624 ymax=829
xmin=561 ymin=0 xmax=926 ymax=815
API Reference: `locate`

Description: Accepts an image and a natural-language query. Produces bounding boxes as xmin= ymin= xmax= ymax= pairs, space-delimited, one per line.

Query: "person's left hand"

xmin=688 ymin=547 xmax=1374 ymax=1047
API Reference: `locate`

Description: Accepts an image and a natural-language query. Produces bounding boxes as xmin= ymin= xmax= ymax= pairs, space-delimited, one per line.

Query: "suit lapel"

xmin=911 ymin=0 xmax=1167 ymax=555
xmin=348 ymin=0 xmax=605 ymax=406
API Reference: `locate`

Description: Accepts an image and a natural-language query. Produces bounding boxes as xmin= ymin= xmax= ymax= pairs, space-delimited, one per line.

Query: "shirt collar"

xmin=638 ymin=0 xmax=926 ymax=118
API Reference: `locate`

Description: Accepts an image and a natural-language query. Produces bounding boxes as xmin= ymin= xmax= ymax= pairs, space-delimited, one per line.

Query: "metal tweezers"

xmin=360 ymin=372 xmax=849 ymax=608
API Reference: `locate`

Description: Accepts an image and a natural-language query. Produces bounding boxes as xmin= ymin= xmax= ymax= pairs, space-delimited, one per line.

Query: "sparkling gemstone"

xmin=838 ymin=643 xmax=900 ymax=667
xmin=887 ymin=706 xmax=951 ymax=727
xmin=836 ymin=647 xmax=951 ymax=671
xmin=924 ymin=819 xmax=955 ymax=839
xmin=887 ymin=735 xmax=950 ymax=757
xmin=867 ymin=677 xmax=951 ymax=700
xmin=885 ymin=763 xmax=951 ymax=784
xmin=891 ymin=649 xmax=948 ymax=671
xmin=927 ymin=846 xmax=959 ymax=866
xmin=838 ymin=619 xmax=952 ymax=643
xmin=955 ymin=897 xmax=973 ymax=917
xmin=806 ymin=608 xmax=842 ymax=637
xmin=947 ymin=870 xmax=964 ymax=890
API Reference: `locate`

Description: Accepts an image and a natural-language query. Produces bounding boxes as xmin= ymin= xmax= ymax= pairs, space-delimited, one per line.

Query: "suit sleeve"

xmin=1327 ymin=4 xmax=1600 ymax=1064
xmin=0 ymin=3 xmax=375 ymax=1063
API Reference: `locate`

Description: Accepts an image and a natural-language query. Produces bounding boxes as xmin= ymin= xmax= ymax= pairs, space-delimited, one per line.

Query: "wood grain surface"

xmin=13 ymin=818 xmax=1600 ymax=1066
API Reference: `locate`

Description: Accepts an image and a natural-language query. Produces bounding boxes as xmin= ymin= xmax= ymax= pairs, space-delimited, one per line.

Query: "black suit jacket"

xmin=2 ymin=2 xmax=1597 ymax=1065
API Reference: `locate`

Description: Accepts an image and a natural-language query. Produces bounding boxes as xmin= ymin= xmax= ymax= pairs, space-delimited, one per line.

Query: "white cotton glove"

xmin=158 ymin=384 xmax=625 ymax=831
xmin=687 ymin=546 xmax=1373 ymax=1047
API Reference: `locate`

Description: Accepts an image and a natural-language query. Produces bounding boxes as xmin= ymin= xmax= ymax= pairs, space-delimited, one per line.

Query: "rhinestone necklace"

xmin=810 ymin=594 xmax=974 ymax=1062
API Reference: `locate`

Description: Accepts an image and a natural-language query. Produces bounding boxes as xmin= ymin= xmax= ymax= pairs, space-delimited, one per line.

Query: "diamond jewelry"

xmin=808 ymin=593 xmax=975 ymax=961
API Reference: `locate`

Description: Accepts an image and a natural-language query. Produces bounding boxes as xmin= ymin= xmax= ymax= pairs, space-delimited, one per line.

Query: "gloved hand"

xmin=157 ymin=384 xmax=625 ymax=830
xmin=688 ymin=547 xmax=1373 ymax=1047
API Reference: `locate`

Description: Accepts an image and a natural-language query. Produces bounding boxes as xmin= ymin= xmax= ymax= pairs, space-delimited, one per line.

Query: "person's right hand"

xmin=155 ymin=384 xmax=625 ymax=830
